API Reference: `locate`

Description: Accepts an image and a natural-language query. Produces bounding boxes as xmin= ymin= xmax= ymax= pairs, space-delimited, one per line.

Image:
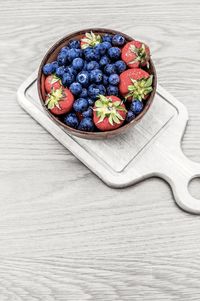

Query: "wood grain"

xmin=0 ymin=0 xmax=200 ymax=299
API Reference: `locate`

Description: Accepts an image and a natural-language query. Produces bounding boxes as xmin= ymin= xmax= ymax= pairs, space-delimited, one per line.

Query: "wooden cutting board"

xmin=17 ymin=71 xmax=200 ymax=214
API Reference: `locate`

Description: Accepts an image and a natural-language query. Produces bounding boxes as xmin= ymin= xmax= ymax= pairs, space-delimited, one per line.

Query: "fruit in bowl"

xmin=38 ymin=28 xmax=157 ymax=139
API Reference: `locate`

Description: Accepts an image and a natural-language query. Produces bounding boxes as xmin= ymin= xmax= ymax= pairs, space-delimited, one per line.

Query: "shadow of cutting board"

xmin=17 ymin=71 xmax=200 ymax=214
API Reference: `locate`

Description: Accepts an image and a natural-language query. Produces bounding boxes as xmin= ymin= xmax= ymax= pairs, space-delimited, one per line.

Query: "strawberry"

xmin=93 ymin=95 xmax=127 ymax=131
xmin=121 ymin=40 xmax=150 ymax=68
xmin=44 ymin=74 xmax=61 ymax=93
xmin=45 ymin=87 xmax=74 ymax=115
xmin=119 ymin=68 xmax=153 ymax=101
xmin=80 ymin=31 xmax=102 ymax=49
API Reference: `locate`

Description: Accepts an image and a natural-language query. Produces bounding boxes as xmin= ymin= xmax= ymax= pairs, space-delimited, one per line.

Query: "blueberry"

xmin=86 ymin=61 xmax=100 ymax=71
xmin=108 ymin=74 xmax=120 ymax=85
xmin=103 ymin=74 xmax=109 ymax=86
xmin=88 ymin=84 xmax=102 ymax=100
xmin=51 ymin=61 xmax=59 ymax=72
xmin=62 ymin=72 xmax=75 ymax=87
xmin=57 ymin=52 xmax=68 ymax=66
xmin=79 ymin=88 xmax=88 ymax=98
xmin=102 ymin=34 xmax=113 ymax=43
xmin=76 ymin=71 xmax=90 ymax=87
xmin=107 ymin=85 xmax=119 ymax=96
xmin=126 ymin=110 xmax=136 ymax=123
xmin=64 ymin=113 xmax=79 ymax=128
xmin=68 ymin=40 xmax=81 ymax=49
xmin=87 ymin=98 xmax=95 ymax=106
xmin=72 ymin=58 xmax=84 ymax=71
xmin=99 ymin=55 xmax=110 ymax=68
xmin=90 ymin=69 xmax=103 ymax=83
xmin=115 ymin=60 xmax=126 ymax=74
xmin=69 ymin=82 xmax=82 ymax=95
xmin=55 ymin=66 xmax=65 ymax=78
xmin=82 ymin=107 xmax=93 ymax=118
xmin=130 ymin=100 xmax=144 ymax=115
xmin=112 ymin=34 xmax=125 ymax=46
xmin=73 ymin=98 xmax=89 ymax=113
xmin=104 ymin=64 xmax=116 ymax=75
xmin=67 ymin=49 xmax=81 ymax=62
xmin=95 ymin=43 xmax=107 ymax=56
xmin=61 ymin=46 xmax=69 ymax=53
xmin=43 ymin=63 xmax=55 ymax=75
xmin=83 ymin=61 xmax=88 ymax=70
xmin=84 ymin=47 xmax=100 ymax=61
xmin=98 ymin=84 xmax=106 ymax=95
xmin=78 ymin=118 xmax=95 ymax=132
xmin=65 ymin=66 xmax=77 ymax=76
xmin=108 ymin=47 xmax=121 ymax=60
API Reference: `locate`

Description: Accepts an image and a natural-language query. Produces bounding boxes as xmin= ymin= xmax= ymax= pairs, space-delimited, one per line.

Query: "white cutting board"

xmin=17 ymin=71 xmax=200 ymax=214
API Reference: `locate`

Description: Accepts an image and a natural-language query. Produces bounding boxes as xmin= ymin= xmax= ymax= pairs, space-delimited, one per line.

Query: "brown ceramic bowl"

xmin=38 ymin=28 xmax=157 ymax=140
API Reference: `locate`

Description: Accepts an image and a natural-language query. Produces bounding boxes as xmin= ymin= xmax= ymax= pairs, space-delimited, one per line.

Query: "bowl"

xmin=38 ymin=28 xmax=157 ymax=140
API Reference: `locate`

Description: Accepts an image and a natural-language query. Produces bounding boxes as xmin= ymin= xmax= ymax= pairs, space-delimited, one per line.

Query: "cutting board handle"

xmin=159 ymin=145 xmax=200 ymax=214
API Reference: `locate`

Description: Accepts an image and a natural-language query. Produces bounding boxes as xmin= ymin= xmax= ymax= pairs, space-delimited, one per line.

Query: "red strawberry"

xmin=80 ymin=31 xmax=102 ymax=49
xmin=93 ymin=95 xmax=127 ymax=131
xmin=45 ymin=87 xmax=74 ymax=115
xmin=44 ymin=75 xmax=61 ymax=93
xmin=119 ymin=68 xmax=153 ymax=101
xmin=121 ymin=40 xmax=150 ymax=68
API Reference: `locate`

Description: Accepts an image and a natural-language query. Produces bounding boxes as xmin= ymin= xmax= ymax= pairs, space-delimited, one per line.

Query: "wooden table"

xmin=1 ymin=0 xmax=200 ymax=299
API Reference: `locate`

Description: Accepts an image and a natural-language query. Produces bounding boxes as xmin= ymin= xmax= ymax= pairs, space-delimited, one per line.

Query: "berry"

xmin=67 ymin=48 xmax=82 ymax=62
xmin=108 ymin=47 xmax=121 ymax=60
xmin=88 ymin=98 xmax=95 ymax=106
xmin=115 ymin=60 xmax=126 ymax=74
xmin=57 ymin=51 xmax=68 ymax=66
xmin=65 ymin=66 xmax=77 ymax=76
xmin=84 ymin=47 xmax=100 ymax=61
xmin=107 ymin=85 xmax=119 ymax=96
xmin=112 ymin=34 xmax=125 ymax=46
xmin=69 ymin=82 xmax=82 ymax=95
xmin=130 ymin=100 xmax=144 ymax=114
xmin=126 ymin=110 xmax=136 ymax=122
xmin=82 ymin=107 xmax=93 ymax=118
xmin=43 ymin=63 xmax=55 ymax=75
xmin=45 ymin=75 xmax=61 ymax=93
xmin=68 ymin=40 xmax=81 ymax=49
xmin=72 ymin=58 xmax=84 ymax=70
xmin=62 ymin=72 xmax=75 ymax=87
xmin=103 ymin=74 xmax=109 ymax=86
xmin=90 ymin=69 xmax=103 ymax=83
xmin=73 ymin=98 xmax=89 ymax=113
xmin=98 ymin=84 xmax=106 ymax=95
xmin=76 ymin=71 xmax=90 ymax=87
xmin=79 ymin=88 xmax=88 ymax=98
xmin=55 ymin=66 xmax=65 ymax=78
xmin=86 ymin=61 xmax=100 ymax=71
xmin=104 ymin=63 xmax=116 ymax=75
xmin=88 ymin=84 xmax=102 ymax=100
xmin=99 ymin=55 xmax=110 ymax=68
xmin=78 ymin=118 xmax=95 ymax=132
xmin=45 ymin=87 xmax=74 ymax=115
xmin=121 ymin=40 xmax=150 ymax=68
xmin=102 ymin=41 xmax=112 ymax=50
xmin=102 ymin=34 xmax=112 ymax=43
xmin=64 ymin=112 xmax=79 ymax=128
xmin=108 ymin=74 xmax=120 ymax=85
xmin=95 ymin=43 xmax=107 ymax=56
xmin=80 ymin=32 xmax=102 ymax=49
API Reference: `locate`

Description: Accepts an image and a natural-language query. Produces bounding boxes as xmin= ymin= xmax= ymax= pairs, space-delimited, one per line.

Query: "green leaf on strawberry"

xmin=125 ymin=75 xmax=153 ymax=101
xmin=81 ymin=31 xmax=102 ymax=49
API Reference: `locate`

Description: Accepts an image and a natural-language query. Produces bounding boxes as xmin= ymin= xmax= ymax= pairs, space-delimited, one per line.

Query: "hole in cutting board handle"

xmin=188 ymin=177 xmax=200 ymax=200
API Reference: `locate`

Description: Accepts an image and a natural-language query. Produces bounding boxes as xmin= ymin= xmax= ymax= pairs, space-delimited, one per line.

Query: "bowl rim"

xmin=37 ymin=28 xmax=157 ymax=139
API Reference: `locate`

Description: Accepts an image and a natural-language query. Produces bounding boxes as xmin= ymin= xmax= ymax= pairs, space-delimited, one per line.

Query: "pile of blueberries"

xmin=43 ymin=34 xmax=128 ymax=130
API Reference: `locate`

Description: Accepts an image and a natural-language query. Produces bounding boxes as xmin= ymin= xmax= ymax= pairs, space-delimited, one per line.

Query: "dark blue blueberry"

xmin=73 ymin=98 xmax=89 ymax=113
xmin=101 ymin=41 xmax=112 ymax=50
xmin=55 ymin=66 xmax=65 ymax=78
xmin=67 ymin=49 xmax=81 ymax=62
xmin=78 ymin=118 xmax=95 ymax=132
xmin=108 ymin=47 xmax=121 ymax=60
xmin=61 ymin=46 xmax=69 ymax=53
xmin=87 ymin=98 xmax=95 ymax=106
xmin=57 ymin=51 xmax=68 ymax=66
xmin=69 ymin=82 xmax=82 ymax=96
xmin=84 ymin=47 xmax=100 ymax=61
xmin=104 ymin=64 xmax=116 ymax=75
xmin=115 ymin=60 xmax=126 ymax=74
xmin=72 ymin=58 xmax=84 ymax=71
xmin=62 ymin=72 xmax=75 ymax=87
xmin=103 ymin=74 xmax=109 ymax=86
xmin=51 ymin=61 xmax=59 ymax=72
xmin=82 ymin=107 xmax=93 ymax=118
xmin=90 ymin=69 xmax=103 ymax=83
xmin=88 ymin=84 xmax=102 ymax=100
xmin=99 ymin=55 xmax=110 ymax=68
xmin=79 ymin=88 xmax=88 ymax=98
xmin=64 ymin=113 xmax=79 ymax=129
xmin=68 ymin=40 xmax=81 ymax=49
xmin=86 ymin=61 xmax=100 ymax=71
xmin=130 ymin=100 xmax=144 ymax=115
xmin=107 ymin=85 xmax=119 ymax=96
xmin=102 ymin=34 xmax=113 ymax=43
xmin=112 ymin=34 xmax=125 ymax=46
xmin=98 ymin=84 xmax=106 ymax=95
xmin=65 ymin=66 xmax=77 ymax=76
xmin=95 ymin=43 xmax=107 ymax=56
xmin=108 ymin=74 xmax=120 ymax=85
xmin=76 ymin=71 xmax=90 ymax=87
xmin=126 ymin=110 xmax=136 ymax=123
xmin=43 ymin=63 xmax=55 ymax=75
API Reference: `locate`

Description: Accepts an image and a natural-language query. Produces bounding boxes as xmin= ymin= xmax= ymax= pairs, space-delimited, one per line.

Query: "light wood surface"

xmin=1 ymin=0 xmax=200 ymax=300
